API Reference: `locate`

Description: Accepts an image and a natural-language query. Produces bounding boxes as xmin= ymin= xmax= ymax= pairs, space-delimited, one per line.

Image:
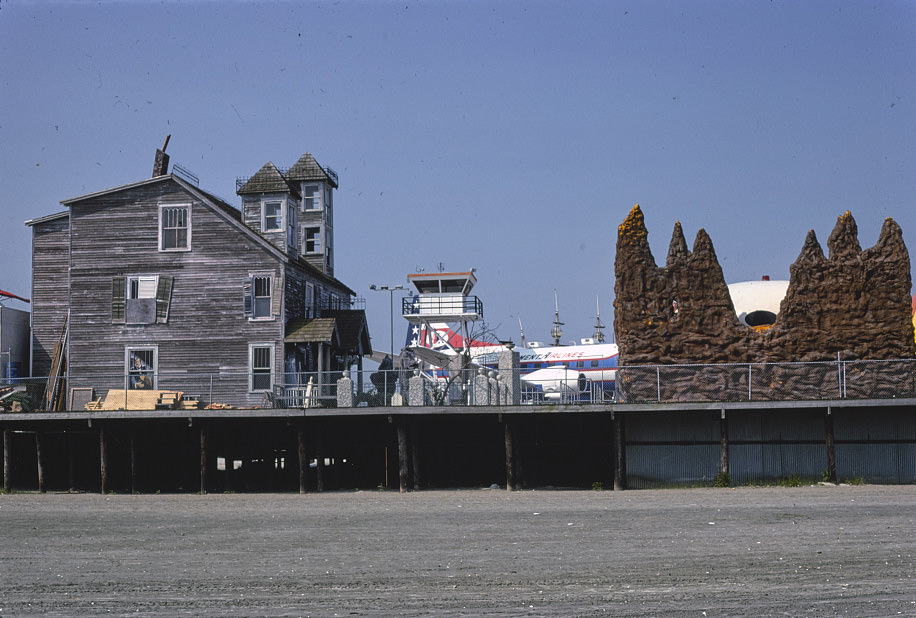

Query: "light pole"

xmin=369 ymin=284 xmax=405 ymax=359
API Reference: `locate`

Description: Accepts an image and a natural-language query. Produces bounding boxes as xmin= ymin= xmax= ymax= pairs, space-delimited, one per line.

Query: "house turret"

xmin=237 ymin=152 xmax=338 ymax=276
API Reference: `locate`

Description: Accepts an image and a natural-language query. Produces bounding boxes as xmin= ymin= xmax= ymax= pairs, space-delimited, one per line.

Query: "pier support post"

xmin=613 ymin=411 xmax=627 ymax=491
xmin=2 ymin=427 xmax=10 ymax=492
xmin=99 ymin=427 xmax=108 ymax=494
xmin=719 ymin=409 xmax=729 ymax=479
xmin=199 ymin=427 xmax=208 ymax=495
xmin=297 ymin=424 xmax=308 ymax=494
xmin=396 ymin=421 xmax=409 ymax=493
xmin=824 ymin=407 xmax=837 ymax=484
xmin=504 ymin=418 xmax=516 ymax=491
xmin=36 ymin=433 xmax=45 ymax=493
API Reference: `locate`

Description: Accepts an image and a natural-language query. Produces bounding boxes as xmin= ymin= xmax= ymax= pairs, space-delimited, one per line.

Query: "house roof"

xmin=31 ymin=173 xmax=356 ymax=297
xmin=287 ymin=152 xmax=338 ymax=188
xmin=24 ymin=210 xmax=69 ymax=227
xmin=236 ymin=161 xmax=297 ymax=195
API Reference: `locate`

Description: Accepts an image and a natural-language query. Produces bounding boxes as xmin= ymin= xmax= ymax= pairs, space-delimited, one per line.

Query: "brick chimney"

xmin=152 ymin=135 xmax=171 ymax=177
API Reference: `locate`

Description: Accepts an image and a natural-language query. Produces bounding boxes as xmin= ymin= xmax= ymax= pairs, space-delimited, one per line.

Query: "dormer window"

xmin=262 ymin=200 xmax=283 ymax=231
xmin=303 ymin=183 xmax=321 ymax=211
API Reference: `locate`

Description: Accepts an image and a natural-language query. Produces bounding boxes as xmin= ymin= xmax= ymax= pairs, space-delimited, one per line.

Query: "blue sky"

xmin=2 ymin=0 xmax=914 ymax=354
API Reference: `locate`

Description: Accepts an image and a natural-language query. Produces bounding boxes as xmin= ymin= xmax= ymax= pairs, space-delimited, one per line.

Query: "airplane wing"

xmin=368 ymin=350 xmax=394 ymax=364
xmin=407 ymin=345 xmax=457 ymax=368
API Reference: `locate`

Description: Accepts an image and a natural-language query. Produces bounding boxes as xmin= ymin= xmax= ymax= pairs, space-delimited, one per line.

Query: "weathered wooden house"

xmin=26 ymin=151 xmax=370 ymax=409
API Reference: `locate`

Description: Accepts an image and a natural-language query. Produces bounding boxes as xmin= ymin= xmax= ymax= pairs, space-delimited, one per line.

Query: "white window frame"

xmin=249 ymin=343 xmax=275 ymax=392
xmin=261 ymin=199 xmax=284 ymax=232
xmin=125 ymin=345 xmax=159 ymax=390
xmin=127 ymin=275 xmax=159 ymax=299
xmin=304 ymin=226 xmax=322 ymax=254
xmin=159 ymin=204 xmax=191 ymax=252
xmin=302 ymin=182 xmax=322 ymax=211
xmin=251 ymin=274 xmax=273 ymax=319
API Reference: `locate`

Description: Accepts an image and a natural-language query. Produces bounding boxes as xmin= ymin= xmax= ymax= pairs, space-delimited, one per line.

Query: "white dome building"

xmin=727 ymin=278 xmax=790 ymax=329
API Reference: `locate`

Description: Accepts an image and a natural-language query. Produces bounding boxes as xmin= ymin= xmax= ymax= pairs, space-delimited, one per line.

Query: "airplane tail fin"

xmin=404 ymin=322 xmax=493 ymax=351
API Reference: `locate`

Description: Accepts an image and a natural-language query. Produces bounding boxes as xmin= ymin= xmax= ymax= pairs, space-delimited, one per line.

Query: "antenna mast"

xmin=550 ymin=290 xmax=564 ymax=346
xmin=518 ymin=316 xmax=527 ymax=349
xmin=593 ymin=295 xmax=606 ymax=343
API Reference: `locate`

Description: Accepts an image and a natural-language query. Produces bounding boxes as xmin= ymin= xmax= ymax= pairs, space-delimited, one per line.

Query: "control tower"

xmin=402 ymin=271 xmax=483 ymax=353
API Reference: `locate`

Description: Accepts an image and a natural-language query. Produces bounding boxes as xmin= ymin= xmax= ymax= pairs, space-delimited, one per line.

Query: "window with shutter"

xmin=245 ymin=274 xmax=278 ymax=320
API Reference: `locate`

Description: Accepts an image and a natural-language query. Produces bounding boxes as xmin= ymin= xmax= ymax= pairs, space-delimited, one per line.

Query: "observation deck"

xmin=402 ymin=271 xmax=483 ymax=323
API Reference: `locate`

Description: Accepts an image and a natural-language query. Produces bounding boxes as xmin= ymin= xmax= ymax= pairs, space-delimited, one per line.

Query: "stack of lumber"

xmin=86 ymin=389 xmax=184 ymax=411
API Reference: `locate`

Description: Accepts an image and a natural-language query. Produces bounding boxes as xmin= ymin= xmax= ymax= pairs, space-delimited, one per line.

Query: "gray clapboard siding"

xmin=30 ymin=174 xmax=361 ymax=409
xmin=30 ymin=215 xmax=70 ymax=377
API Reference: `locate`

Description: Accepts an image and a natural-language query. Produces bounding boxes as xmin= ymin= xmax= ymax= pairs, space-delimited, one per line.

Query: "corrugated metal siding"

xmin=626 ymin=444 xmax=719 ymax=488
xmin=729 ymin=444 xmax=826 ymax=484
xmin=622 ymin=407 xmax=914 ymax=487
xmin=727 ymin=409 xmax=826 ymax=484
xmin=625 ymin=410 xmax=719 ymax=488
xmin=833 ymin=408 xmax=916 ymax=483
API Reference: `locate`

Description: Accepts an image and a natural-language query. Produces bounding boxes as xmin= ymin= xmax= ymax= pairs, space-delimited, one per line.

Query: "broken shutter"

xmin=155 ymin=276 xmax=173 ymax=324
xmin=112 ymin=277 xmax=126 ymax=324
xmin=243 ymin=277 xmax=253 ymax=316
xmin=272 ymin=274 xmax=283 ymax=316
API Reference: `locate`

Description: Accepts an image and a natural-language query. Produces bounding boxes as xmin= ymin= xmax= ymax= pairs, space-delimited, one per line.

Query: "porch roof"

xmin=285 ymin=318 xmax=338 ymax=345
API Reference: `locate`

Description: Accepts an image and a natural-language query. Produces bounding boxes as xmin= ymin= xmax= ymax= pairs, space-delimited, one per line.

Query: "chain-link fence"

xmin=0 ymin=365 xmax=616 ymax=412
xmin=617 ymin=359 xmax=916 ymax=404
xmin=3 ymin=359 xmax=912 ymax=412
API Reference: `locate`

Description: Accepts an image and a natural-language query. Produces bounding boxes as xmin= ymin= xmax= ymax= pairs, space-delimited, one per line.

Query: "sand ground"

xmin=1 ymin=485 xmax=914 ymax=617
